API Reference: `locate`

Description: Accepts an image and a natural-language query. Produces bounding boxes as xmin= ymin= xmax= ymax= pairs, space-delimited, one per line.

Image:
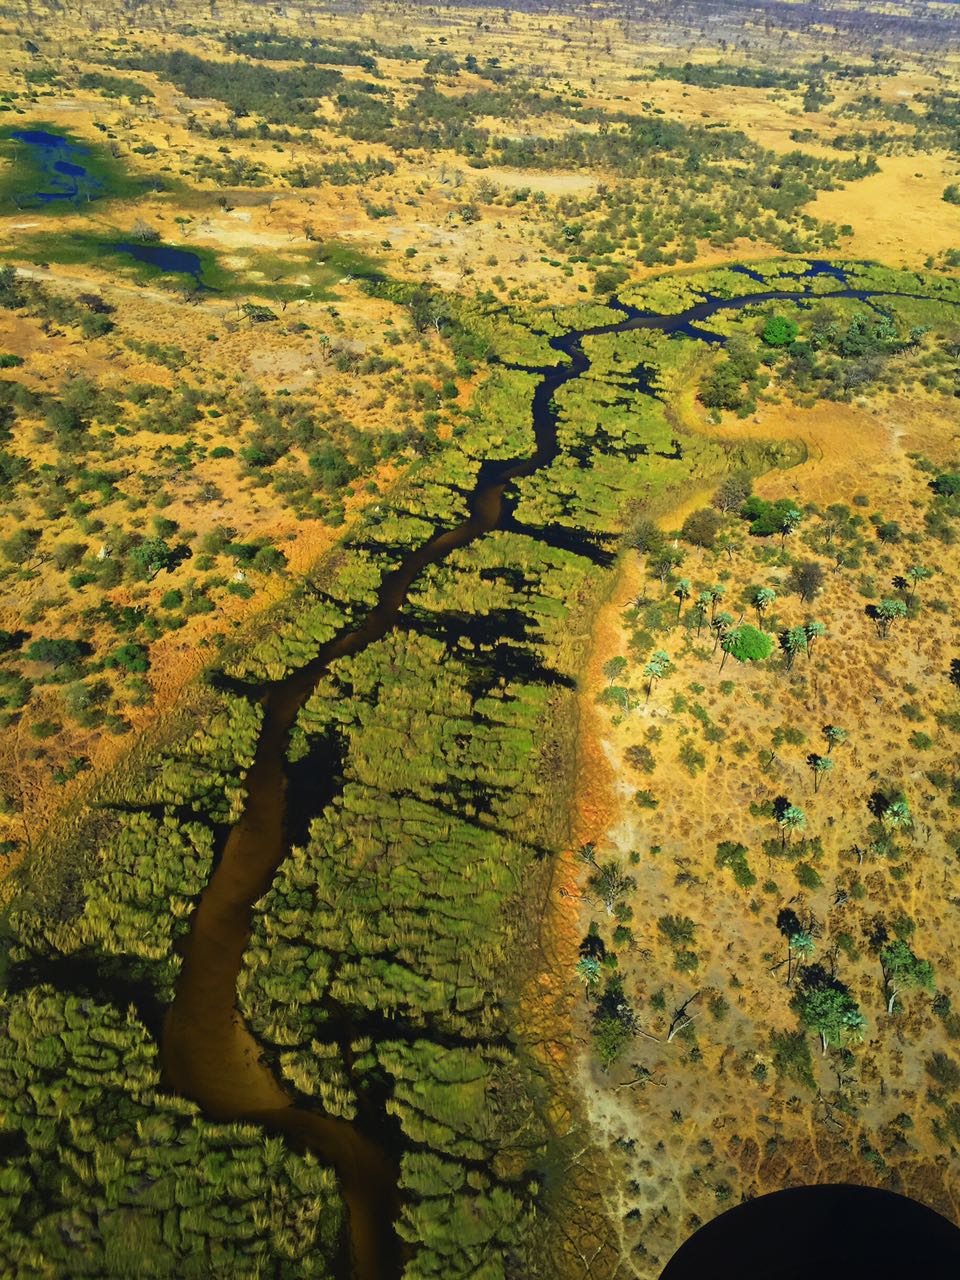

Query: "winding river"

xmin=159 ymin=263 xmax=939 ymax=1278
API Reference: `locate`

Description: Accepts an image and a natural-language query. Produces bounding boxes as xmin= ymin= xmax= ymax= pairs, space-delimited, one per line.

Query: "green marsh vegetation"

xmin=0 ymin=262 xmax=757 ymax=1277
xmin=0 ymin=122 xmax=150 ymax=212
xmin=4 ymin=259 xmax=958 ymax=1275
xmin=2 ymin=228 xmax=383 ymax=303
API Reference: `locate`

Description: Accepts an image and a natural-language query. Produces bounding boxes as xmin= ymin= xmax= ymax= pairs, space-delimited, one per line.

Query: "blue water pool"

xmin=9 ymin=129 xmax=101 ymax=204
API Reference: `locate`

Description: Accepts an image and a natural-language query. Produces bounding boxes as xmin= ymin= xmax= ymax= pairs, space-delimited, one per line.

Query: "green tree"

xmin=26 ymin=638 xmax=88 ymax=667
xmin=105 ymin=643 xmax=150 ymax=673
xmin=749 ymin=585 xmax=777 ymax=630
xmin=592 ymin=976 xmax=635 ymax=1067
xmin=2 ymin=528 xmax=40 ymax=565
xmin=251 ymin=546 xmax=286 ymax=574
xmin=602 ymin=656 xmax=628 ymax=682
xmin=589 ymin=859 xmax=636 ymax=914
xmin=806 ymin=753 xmax=834 ymax=792
xmin=822 ymin=724 xmax=847 ymax=753
xmin=794 ymin=966 xmax=865 ymax=1054
xmin=762 ymin=314 xmax=799 ymax=347
xmin=643 ymin=650 xmax=671 ymax=701
xmin=650 ymin=547 xmax=685 ymax=586
xmin=719 ymin=623 xmax=773 ymax=671
xmin=128 ymin=537 xmax=178 ymax=580
xmin=880 ymin=939 xmax=933 ymax=1014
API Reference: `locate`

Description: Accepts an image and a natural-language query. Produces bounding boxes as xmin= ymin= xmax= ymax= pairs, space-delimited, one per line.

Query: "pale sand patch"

xmin=812 ymin=152 xmax=960 ymax=267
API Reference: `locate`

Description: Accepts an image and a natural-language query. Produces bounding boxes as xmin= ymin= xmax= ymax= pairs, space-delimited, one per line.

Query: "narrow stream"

xmin=159 ymin=264 xmax=935 ymax=1278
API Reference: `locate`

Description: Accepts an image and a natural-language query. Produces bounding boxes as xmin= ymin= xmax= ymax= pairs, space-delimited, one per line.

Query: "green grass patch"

xmin=2 ymin=227 xmax=382 ymax=300
xmin=0 ymin=122 xmax=151 ymax=213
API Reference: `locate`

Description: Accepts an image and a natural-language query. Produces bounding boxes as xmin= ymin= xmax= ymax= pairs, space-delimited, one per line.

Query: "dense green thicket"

xmin=117 ymin=52 xmax=348 ymax=126
xmin=0 ymin=987 xmax=342 ymax=1277
xmin=639 ymin=58 xmax=896 ymax=92
xmin=693 ymin=263 xmax=960 ymax=413
xmin=222 ymin=32 xmax=378 ymax=70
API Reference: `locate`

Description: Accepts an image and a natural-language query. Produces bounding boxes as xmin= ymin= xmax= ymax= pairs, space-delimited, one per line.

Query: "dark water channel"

xmin=160 ymin=263 xmax=951 ymax=1278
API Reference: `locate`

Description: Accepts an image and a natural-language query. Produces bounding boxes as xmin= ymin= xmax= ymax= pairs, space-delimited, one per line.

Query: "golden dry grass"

xmin=573 ymin=388 xmax=960 ymax=1274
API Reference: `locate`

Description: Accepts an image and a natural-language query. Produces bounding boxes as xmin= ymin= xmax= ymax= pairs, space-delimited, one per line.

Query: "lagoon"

xmin=9 ymin=129 xmax=100 ymax=205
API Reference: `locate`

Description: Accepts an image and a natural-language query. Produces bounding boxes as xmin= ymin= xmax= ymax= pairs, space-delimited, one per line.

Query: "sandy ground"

xmin=812 ymin=152 xmax=960 ymax=268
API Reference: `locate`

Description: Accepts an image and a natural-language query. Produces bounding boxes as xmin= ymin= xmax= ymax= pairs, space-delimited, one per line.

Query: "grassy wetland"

xmin=3 ymin=1 xmax=960 ymax=1277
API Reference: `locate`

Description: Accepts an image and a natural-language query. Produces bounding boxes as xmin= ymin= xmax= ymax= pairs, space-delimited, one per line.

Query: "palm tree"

xmin=673 ymin=578 xmax=691 ymax=621
xmin=779 ymin=625 xmax=808 ymax=670
xmin=708 ymin=584 xmax=726 ymax=621
xmin=711 ymin=610 xmax=734 ymax=655
xmin=871 ymin=598 xmax=907 ymax=639
xmin=693 ymin=592 xmax=711 ymax=637
xmin=807 ymin=753 xmax=834 ymax=792
xmin=822 ymin=724 xmax=848 ymax=753
xmin=750 ymin=586 xmax=777 ymax=630
xmin=804 ymin=619 xmax=827 ymax=657
xmin=883 ymin=798 xmax=912 ymax=830
xmin=779 ymin=507 xmax=803 ymax=545
xmin=786 ymin=928 xmax=814 ymax=986
xmin=575 ymin=955 xmax=602 ymax=989
xmin=905 ymin=563 xmax=934 ymax=606
xmin=644 ymin=650 xmax=671 ymax=701
xmin=778 ymin=803 xmax=806 ymax=850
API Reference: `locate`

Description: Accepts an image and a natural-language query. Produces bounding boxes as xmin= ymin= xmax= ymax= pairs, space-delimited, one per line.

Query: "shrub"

xmin=681 ymin=507 xmax=723 ymax=549
xmin=26 ymin=638 xmax=88 ymax=667
xmin=761 ymin=315 xmax=799 ymax=347
xmin=930 ymin=471 xmax=960 ymax=497
xmin=105 ymin=643 xmax=150 ymax=673
xmin=624 ymin=744 xmax=656 ymax=773
xmin=29 ymin=719 xmax=60 ymax=739
xmin=770 ymin=1028 xmax=816 ymax=1088
xmin=795 ymin=862 xmax=823 ymax=890
xmin=715 ymin=841 xmax=757 ymax=888
xmin=927 ymin=1052 xmax=960 ymax=1092
xmin=658 ymin=914 xmax=696 ymax=947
